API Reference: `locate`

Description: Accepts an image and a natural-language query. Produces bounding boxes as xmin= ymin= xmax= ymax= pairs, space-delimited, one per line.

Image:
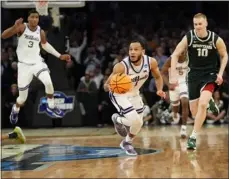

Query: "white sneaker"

xmin=171 ymin=112 xmax=180 ymax=125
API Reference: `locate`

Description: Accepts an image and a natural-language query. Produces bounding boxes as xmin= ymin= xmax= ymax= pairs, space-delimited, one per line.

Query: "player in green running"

xmin=170 ymin=13 xmax=228 ymax=150
xmin=1 ymin=126 xmax=26 ymax=143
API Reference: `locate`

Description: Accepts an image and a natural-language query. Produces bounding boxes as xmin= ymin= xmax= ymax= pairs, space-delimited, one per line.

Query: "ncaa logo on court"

xmin=38 ymin=91 xmax=75 ymax=118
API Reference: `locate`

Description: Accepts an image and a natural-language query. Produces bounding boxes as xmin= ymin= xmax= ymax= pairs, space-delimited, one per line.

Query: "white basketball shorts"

xmin=169 ymin=81 xmax=189 ymax=106
xmin=17 ymin=61 xmax=49 ymax=91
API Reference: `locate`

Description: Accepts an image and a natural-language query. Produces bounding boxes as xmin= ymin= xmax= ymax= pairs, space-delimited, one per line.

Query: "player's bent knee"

xmin=124 ymin=110 xmax=142 ymax=126
xmin=198 ymin=99 xmax=208 ymax=109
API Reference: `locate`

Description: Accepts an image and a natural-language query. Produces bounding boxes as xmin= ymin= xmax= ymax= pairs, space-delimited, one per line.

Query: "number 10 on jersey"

xmin=197 ymin=48 xmax=208 ymax=57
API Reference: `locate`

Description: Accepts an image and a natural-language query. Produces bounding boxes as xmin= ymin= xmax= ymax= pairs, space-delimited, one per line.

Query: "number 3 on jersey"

xmin=197 ymin=48 xmax=208 ymax=57
xmin=28 ymin=41 xmax=34 ymax=48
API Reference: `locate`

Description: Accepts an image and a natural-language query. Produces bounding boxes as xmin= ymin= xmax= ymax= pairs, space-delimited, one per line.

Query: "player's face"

xmin=193 ymin=17 xmax=207 ymax=33
xmin=129 ymin=42 xmax=144 ymax=63
xmin=28 ymin=13 xmax=39 ymax=27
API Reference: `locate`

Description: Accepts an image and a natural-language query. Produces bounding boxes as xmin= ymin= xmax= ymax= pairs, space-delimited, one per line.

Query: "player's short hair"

xmin=129 ymin=38 xmax=145 ymax=49
xmin=193 ymin=13 xmax=207 ymax=20
xmin=28 ymin=9 xmax=40 ymax=16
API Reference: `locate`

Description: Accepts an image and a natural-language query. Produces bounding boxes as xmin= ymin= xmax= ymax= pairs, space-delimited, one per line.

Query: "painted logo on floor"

xmin=1 ymin=144 xmax=161 ymax=171
xmin=38 ymin=91 xmax=75 ymax=118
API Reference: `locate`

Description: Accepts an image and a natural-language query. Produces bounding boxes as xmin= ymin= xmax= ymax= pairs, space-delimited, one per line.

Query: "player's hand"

xmin=104 ymin=84 xmax=110 ymax=92
xmin=15 ymin=18 xmax=23 ymax=27
xmin=169 ymin=82 xmax=178 ymax=91
xmin=157 ymin=90 xmax=166 ymax=99
xmin=60 ymin=54 xmax=71 ymax=62
xmin=215 ymin=74 xmax=223 ymax=85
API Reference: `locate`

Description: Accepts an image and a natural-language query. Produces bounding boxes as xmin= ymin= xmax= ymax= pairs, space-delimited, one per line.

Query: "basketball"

xmin=109 ymin=73 xmax=133 ymax=94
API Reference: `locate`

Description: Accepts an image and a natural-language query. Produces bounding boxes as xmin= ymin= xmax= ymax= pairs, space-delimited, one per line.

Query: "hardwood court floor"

xmin=1 ymin=125 xmax=228 ymax=178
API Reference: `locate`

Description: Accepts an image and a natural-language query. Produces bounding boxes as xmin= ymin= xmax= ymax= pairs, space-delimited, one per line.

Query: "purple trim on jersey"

xmin=180 ymin=92 xmax=188 ymax=96
xmin=122 ymin=60 xmax=129 ymax=75
xmin=136 ymin=106 xmax=145 ymax=114
xmin=147 ymin=56 xmax=151 ymax=72
xmin=18 ymin=84 xmax=30 ymax=91
xmin=36 ymin=68 xmax=49 ymax=78
xmin=128 ymin=56 xmax=145 ymax=74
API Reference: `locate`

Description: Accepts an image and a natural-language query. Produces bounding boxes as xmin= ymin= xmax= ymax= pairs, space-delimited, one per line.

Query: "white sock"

xmin=125 ymin=134 xmax=133 ymax=143
xmin=181 ymin=125 xmax=187 ymax=130
xmin=47 ymin=98 xmax=55 ymax=109
xmin=13 ymin=105 xmax=20 ymax=112
xmin=190 ymin=130 xmax=197 ymax=139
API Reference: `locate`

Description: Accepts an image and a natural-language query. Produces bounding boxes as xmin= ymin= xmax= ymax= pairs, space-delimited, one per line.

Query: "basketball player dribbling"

xmin=170 ymin=13 xmax=228 ymax=149
xmin=104 ymin=39 xmax=165 ymax=156
xmin=161 ymin=50 xmax=189 ymax=138
xmin=1 ymin=10 xmax=71 ymax=124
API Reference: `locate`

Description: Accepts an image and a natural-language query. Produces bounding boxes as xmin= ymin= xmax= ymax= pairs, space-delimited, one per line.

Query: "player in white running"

xmin=161 ymin=51 xmax=189 ymax=138
xmin=1 ymin=10 xmax=71 ymax=124
xmin=104 ymin=39 xmax=165 ymax=156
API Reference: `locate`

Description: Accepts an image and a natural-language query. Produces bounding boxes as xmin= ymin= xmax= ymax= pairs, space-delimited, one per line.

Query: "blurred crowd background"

xmin=1 ymin=1 xmax=229 ymax=128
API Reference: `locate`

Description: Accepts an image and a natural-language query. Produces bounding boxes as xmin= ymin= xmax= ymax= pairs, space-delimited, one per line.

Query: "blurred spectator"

xmin=67 ymin=31 xmax=87 ymax=64
xmin=77 ymin=71 xmax=97 ymax=93
xmin=4 ymin=84 xmax=18 ymax=109
xmin=151 ymin=91 xmax=171 ymax=125
xmin=84 ymin=47 xmax=100 ymax=73
xmin=93 ymin=65 xmax=104 ymax=89
xmin=206 ymin=90 xmax=226 ymax=124
xmin=153 ymin=46 xmax=168 ymax=69
xmin=97 ymin=75 xmax=115 ymax=127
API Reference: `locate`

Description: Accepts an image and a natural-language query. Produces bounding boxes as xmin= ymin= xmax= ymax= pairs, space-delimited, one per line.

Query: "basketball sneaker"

xmin=207 ymin=97 xmax=219 ymax=115
xmin=112 ymin=113 xmax=129 ymax=137
xmin=120 ymin=139 xmax=137 ymax=156
xmin=10 ymin=104 xmax=19 ymax=124
xmin=187 ymin=137 xmax=196 ymax=150
xmin=13 ymin=126 xmax=26 ymax=144
xmin=46 ymin=106 xmax=64 ymax=118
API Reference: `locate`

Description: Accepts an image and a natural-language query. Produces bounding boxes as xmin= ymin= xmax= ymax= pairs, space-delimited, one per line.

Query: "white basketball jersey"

xmin=16 ymin=23 xmax=42 ymax=64
xmin=116 ymin=55 xmax=151 ymax=97
xmin=169 ymin=60 xmax=189 ymax=83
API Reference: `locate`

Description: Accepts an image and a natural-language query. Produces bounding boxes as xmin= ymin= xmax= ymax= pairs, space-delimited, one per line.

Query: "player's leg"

xmin=186 ymin=80 xmax=199 ymax=149
xmin=188 ymin=83 xmax=216 ymax=150
xmin=109 ymin=93 xmax=142 ymax=155
xmin=10 ymin=63 xmax=33 ymax=124
xmin=1 ymin=126 xmax=26 ymax=143
xmin=169 ymin=88 xmax=180 ymax=124
xmin=179 ymin=83 xmax=189 ymax=138
xmin=34 ymin=62 xmax=64 ymax=117
xmin=180 ymin=96 xmax=189 ymax=138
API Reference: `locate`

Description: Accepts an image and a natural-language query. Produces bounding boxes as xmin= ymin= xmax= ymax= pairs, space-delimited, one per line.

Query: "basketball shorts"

xmin=188 ymin=73 xmax=217 ymax=101
xmin=109 ymin=92 xmax=145 ymax=117
xmin=169 ymin=81 xmax=189 ymax=106
xmin=17 ymin=61 xmax=50 ymax=91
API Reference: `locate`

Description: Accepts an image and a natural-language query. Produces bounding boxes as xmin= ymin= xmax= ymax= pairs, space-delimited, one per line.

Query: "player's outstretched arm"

xmin=40 ymin=30 xmax=71 ymax=62
xmin=161 ymin=57 xmax=171 ymax=88
xmin=170 ymin=36 xmax=188 ymax=83
xmin=1 ymin=18 xmax=25 ymax=39
xmin=104 ymin=63 xmax=125 ymax=92
xmin=150 ymin=58 xmax=165 ymax=98
xmin=216 ymin=37 xmax=228 ymax=85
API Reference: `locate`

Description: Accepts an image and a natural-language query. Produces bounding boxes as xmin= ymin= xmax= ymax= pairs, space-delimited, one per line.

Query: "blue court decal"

xmin=38 ymin=91 xmax=75 ymax=118
xmin=1 ymin=144 xmax=161 ymax=171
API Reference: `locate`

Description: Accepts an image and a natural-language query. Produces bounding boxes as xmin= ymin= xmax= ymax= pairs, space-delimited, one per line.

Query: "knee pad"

xmin=16 ymin=89 xmax=29 ymax=104
xmin=38 ymin=71 xmax=54 ymax=94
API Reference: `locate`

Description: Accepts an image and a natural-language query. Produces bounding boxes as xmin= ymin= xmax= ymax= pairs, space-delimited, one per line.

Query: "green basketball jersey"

xmin=186 ymin=30 xmax=220 ymax=79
